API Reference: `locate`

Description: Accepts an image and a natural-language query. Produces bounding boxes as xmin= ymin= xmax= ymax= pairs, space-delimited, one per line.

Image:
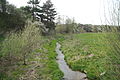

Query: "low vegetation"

xmin=104 ymin=33 xmax=120 ymax=80
xmin=0 ymin=21 xmax=63 ymax=80
xmin=60 ymin=33 xmax=120 ymax=80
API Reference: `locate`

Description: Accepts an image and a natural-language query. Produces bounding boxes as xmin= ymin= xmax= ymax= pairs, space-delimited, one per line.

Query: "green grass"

xmin=60 ymin=33 xmax=111 ymax=80
xmin=1 ymin=31 xmax=119 ymax=80
xmin=0 ymin=21 xmax=63 ymax=80
xmin=103 ymin=33 xmax=120 ymax=80
xmin=0 ymin=39 xmax=63 ymax=80
xmin=36 ymin=40 xmax=63 ymax=80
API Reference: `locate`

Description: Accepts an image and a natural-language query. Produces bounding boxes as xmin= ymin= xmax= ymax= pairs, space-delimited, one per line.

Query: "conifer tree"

xmin=40 ymin=0 xmax=57 ymax=34
xmin=28 ymin=0 xmax=40 ymax=21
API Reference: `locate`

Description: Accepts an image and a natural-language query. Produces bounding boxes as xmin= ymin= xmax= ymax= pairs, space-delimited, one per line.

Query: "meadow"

xmin=60 ymin=33 xmax=120 ymax=80
xmin=0 ymin=32 xmax=120 ymax=80
xmin=0 ymin=40 xmax=63 ymax=80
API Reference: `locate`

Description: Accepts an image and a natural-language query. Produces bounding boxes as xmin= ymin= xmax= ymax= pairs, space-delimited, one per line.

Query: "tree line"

xmin=0 ymin=0 xmax=110 ymax=36
xmin=0 ymin=0 xmax=57 ymax=35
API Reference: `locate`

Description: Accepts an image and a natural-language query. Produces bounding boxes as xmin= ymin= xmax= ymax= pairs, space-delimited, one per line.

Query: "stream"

xmin=56 ymin=43 xmax=88 ymax=80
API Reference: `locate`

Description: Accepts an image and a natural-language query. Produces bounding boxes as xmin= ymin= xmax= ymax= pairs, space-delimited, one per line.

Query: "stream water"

xmin=56 ymin=43 xmax=88 ymax=80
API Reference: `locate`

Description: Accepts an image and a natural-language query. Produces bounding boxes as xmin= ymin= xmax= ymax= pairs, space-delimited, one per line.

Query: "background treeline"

xmin=55 ymin=16 xmax=119 ymax=34
xmin=0 ymin=0 xmax=26 ymax=34
xmin=0 ymin=0 xmax=57 ymax=35
xmin=56 ymin=23 xmax=103 ymax=33
xmin=0 ymin=0 xmax=115 ymax=36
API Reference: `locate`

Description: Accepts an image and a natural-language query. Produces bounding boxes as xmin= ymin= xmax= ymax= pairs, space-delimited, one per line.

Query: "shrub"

xmin=0 ymin=20 xmax=43 ymax=65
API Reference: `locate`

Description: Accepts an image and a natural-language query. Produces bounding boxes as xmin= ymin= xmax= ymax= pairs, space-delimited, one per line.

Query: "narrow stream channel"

xmin=56 ymin=43 xmax=88 ymax=80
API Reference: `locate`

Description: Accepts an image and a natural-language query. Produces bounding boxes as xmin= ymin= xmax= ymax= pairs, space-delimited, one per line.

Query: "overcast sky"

xmin=7 ymin=0 xmax=109 ymax=25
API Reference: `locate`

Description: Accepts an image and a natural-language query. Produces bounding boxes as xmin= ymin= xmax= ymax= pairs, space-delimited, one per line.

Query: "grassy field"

xmin=0 ymin=23 xmax=63 ymax=80
xmin=0 ymin=39 xmax=63 ymax=80
xmin=60 ymin=33 xmax=118 ymax=80
xmin=0 ymin=32 xmax=120 ymax=80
